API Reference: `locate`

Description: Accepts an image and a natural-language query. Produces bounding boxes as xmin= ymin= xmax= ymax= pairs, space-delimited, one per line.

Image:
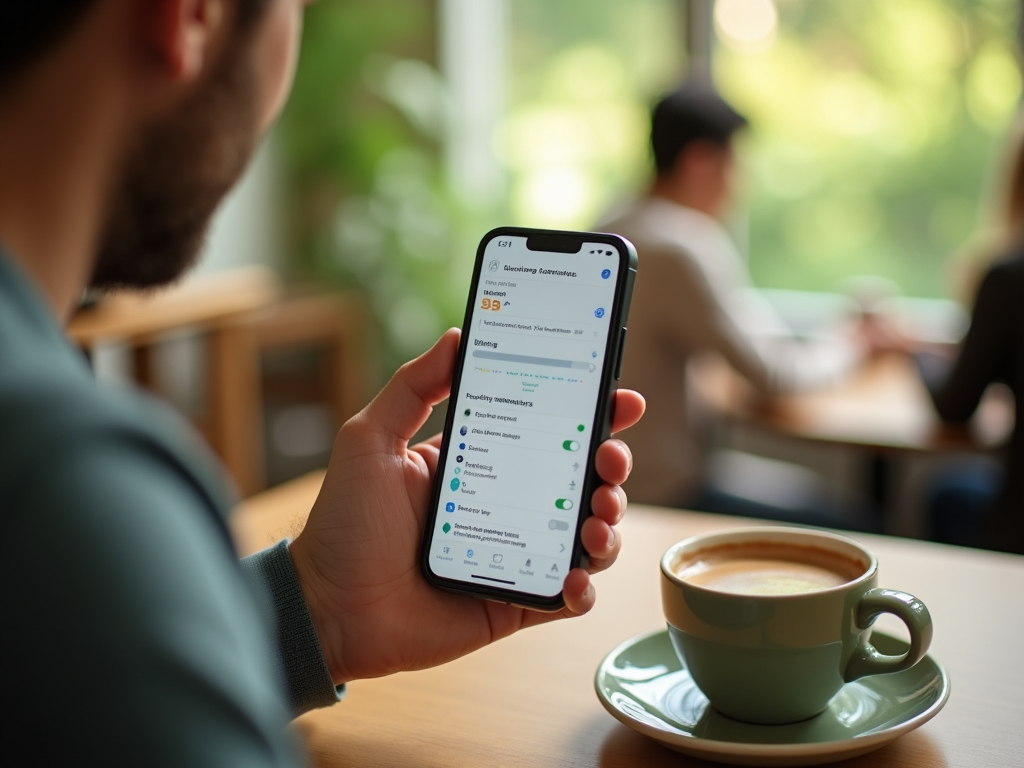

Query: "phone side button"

xmin=613 ymin=327 xmax=627 ymax=380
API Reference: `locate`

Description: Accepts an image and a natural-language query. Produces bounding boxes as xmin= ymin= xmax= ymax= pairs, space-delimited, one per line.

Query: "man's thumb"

xmin=357 ymin=328 xmax=461 ymax=443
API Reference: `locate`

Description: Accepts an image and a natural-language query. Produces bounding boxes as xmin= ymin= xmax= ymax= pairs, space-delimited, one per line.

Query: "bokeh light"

xmin=715 ymin=0 xmax=779 ymax=52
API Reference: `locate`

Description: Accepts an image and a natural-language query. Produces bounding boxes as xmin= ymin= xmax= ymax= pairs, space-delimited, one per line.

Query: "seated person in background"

xmin=915 ymin=113 xmax=1024 ymax=555
xmin=600 ymin=83 xmax=872 ymax=526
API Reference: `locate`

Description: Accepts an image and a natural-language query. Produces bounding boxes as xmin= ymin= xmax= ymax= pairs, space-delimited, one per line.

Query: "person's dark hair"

xmin=0 ymin=3 xmax=100 ymax=82
xmin=0 ymin=1 xmax=271 ymax=84
xmin=650 ymin=84 xmax=748 ymax=174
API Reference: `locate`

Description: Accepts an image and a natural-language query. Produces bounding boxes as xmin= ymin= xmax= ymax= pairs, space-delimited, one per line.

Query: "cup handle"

xmin=843 ymin=588 xmax=933 ymax=683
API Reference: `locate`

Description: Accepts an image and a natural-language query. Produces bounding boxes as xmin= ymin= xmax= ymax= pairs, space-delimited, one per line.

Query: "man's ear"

xmin=147 ymin=0 xmax=226 ymax=81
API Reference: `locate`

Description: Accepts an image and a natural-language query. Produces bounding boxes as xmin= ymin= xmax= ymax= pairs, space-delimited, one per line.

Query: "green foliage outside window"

xmin=717 ymin=0 xmax=1021 ymax=298
xmin=276 ymin=0 xmax=476 ymax=382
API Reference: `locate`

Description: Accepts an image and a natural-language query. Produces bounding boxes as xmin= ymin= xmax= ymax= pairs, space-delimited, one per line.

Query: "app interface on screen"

xmin=428 ymin=235 xmax=622 ymax=597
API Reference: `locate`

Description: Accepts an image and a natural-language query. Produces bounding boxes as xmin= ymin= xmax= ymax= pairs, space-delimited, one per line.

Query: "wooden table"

xmin=698 ymin=353 xmax=1014 ymax=529
xmin=718 ymin=353 xmax=1012 ymax=455
xmin=233 ymin=472 xmax=1024 ymax=767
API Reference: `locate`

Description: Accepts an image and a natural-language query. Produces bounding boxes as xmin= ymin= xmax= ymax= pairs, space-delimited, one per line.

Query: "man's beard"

xmin=90 ymin=35 xmax=261 ymax=291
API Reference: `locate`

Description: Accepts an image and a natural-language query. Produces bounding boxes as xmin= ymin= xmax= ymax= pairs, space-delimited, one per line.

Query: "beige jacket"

xmin=601 ymin=196 xmax=859 ymax=506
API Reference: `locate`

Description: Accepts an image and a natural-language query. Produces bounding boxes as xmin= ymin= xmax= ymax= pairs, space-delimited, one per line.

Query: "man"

xmin=0 ymin=3 xmax=644 ymax=765
xmin=601 ymin=84 xmax=860 ymax=511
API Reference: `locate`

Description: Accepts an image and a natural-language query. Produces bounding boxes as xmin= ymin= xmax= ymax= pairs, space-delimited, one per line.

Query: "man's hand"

xmin=288 ymin=328 xmax=644 ymax=684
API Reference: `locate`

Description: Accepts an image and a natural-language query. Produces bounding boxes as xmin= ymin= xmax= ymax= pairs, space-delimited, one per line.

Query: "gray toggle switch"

xmin=549 ymin=519 xmax=570 ymax=531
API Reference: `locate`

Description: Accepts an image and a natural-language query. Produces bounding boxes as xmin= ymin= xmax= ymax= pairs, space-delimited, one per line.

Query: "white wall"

xmin=195 ymin=136 xmax=283 ymax=276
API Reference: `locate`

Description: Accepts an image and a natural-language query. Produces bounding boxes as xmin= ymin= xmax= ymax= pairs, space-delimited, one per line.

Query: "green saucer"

xmin=595 ymin=628 xmax=949 ymax=767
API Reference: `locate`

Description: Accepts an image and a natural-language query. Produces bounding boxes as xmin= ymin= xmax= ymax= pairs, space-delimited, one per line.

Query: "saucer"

xmin=594 ymin=629 xmax=949 ymax=767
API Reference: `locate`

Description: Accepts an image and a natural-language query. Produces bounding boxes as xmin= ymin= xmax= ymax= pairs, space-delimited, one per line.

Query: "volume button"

xmin=614 ymin=327 xmax=627 ymax=380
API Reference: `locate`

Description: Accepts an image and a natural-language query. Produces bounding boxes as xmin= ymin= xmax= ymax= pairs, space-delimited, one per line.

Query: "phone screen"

xmin=425 ymin=232 xmax=629 ymax=601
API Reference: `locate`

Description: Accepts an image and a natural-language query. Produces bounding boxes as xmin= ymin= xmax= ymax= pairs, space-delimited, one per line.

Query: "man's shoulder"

xmin=600 ymin=197 xmax=730 ymax=264
xmin=0 ymin=336 xmax=233 ymax=522
xmin=986 ymin=248 xmax=1024 ymax=281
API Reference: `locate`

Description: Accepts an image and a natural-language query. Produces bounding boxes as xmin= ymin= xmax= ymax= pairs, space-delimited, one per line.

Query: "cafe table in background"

xmin=696 ymin=352 xmax=1013 ymax=533
xmin=233 ymin=471 xmax=1024 ymax=768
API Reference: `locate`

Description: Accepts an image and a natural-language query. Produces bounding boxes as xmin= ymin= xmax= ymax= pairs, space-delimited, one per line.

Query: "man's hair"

xmin=0 ymin=3 xmax=100 ymax=81
xmin=0 ymin=1 xmax=270 ymax=83
xmin=650 ymin=84 xmax=748 ymax=174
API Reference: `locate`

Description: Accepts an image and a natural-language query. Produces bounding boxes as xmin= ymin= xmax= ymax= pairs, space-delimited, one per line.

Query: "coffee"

xmin=674 ymin=542 xmax=863 ymax=596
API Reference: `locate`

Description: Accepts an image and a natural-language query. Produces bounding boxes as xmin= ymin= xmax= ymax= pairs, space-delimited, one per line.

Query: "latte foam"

xmin=678 ymin=558 xmax=848 ymax=595
xmin=674 ymin=541 xmax=863 ymax=596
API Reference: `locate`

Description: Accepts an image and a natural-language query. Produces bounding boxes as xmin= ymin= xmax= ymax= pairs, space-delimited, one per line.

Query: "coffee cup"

xmin=660 ymin=526 xmax=933 ymax=725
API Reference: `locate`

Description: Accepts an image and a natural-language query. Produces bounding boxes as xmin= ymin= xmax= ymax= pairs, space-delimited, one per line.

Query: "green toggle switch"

xmin=562 ymin=440 xmax=580 ymax=451
xmin=555 ymin=498 xmax=574 ymax=511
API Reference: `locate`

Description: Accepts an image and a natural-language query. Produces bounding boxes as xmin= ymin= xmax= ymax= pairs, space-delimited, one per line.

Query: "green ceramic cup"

xmin=660 ymin=527 xmax=933 ymax=725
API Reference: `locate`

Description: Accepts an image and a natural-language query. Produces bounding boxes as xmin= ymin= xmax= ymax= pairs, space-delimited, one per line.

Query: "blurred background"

xmin=266 ymin=0 xmax=1020 ymax=361
xmin=80 ymin=0 xmax=1022 ymax=515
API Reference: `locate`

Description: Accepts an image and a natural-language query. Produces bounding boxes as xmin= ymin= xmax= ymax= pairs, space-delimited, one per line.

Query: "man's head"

xmin=650 ymin=84 xmax=747 ymax=218
xmin=0 ymin=0 xmax=308 ymax=293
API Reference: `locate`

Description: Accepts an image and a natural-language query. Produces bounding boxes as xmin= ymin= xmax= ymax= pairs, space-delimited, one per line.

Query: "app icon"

xmin=454 ymin=467 xmax=461 ymax=475
xmin=464 ymin=408 xmax=471 ymax=417
xmin=456 ymin=455 xmax=464 ymax=463
xmin=525 ymin=558 xmax=532 ymax=568
xmin=460 ymin=426 xmax=468 ymax=436
xmin=450 ymin=478 xmax=460 ymax=491
xmin=445 ymin=502 xmax=455 ymax=513
xmin=443 ymin=546 xmax=450 ymax=555
xmin=601 ymin=268 xmax=611 ymax=279
xmin=594 ymin=307 xmax=606 ymax=319
xmin=493 ymin=554 xmax=503 ymax=564
xmin=550 ymin=564 xmax=559 ymax=573
xmin=488 ymin=260 xmax=499 ymax=273
xmin=442 ymin=522 xmax=451 ymax=534
xmin=459 ymin=442 xmax=466 ymax=450
xmin=467 ymin=549 xmax=475 ymax=558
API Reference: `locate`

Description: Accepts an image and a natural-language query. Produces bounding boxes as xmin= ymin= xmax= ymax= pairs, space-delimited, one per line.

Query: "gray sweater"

xmin=0 ymin=251 xmax=338 ymax=766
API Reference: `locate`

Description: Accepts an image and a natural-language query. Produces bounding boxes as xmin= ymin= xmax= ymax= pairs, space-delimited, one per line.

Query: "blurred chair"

xmin=70 ymin=269 xmax=374 ymax=497
xmin=214 ymin=292 xmax=374 ymax=496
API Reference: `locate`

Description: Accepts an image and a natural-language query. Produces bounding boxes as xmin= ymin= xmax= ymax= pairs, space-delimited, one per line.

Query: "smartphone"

xmin=421 ymin=226 xmax=637 ymax=610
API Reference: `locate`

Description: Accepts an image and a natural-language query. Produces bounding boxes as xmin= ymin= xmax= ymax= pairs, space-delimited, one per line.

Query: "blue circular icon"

xmin=460 ymin=426 xmax=468 ymax=436
xmin=454 ymin=467 xmax=462 ymax=474
xmin=594 ymin=307 xmax=606 ymax=319
xmin=467 ymin=549 xmax=475 ymax=558
xmin=456 ymin=455 xmax=464 ymax=463
xmin=445 ymin=502 xmax=455 ymax=513
xmin=459 ymin=442 xmax=466 ymax=450
xmin=601 ymin=269 xmax=611 ymax=279
xmin=450 ymin=478 xmax=460 ymax=491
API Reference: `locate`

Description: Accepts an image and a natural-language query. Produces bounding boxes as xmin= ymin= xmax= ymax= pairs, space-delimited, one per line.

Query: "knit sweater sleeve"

xmin=240 ymin=541 xmax=345 ymax=715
